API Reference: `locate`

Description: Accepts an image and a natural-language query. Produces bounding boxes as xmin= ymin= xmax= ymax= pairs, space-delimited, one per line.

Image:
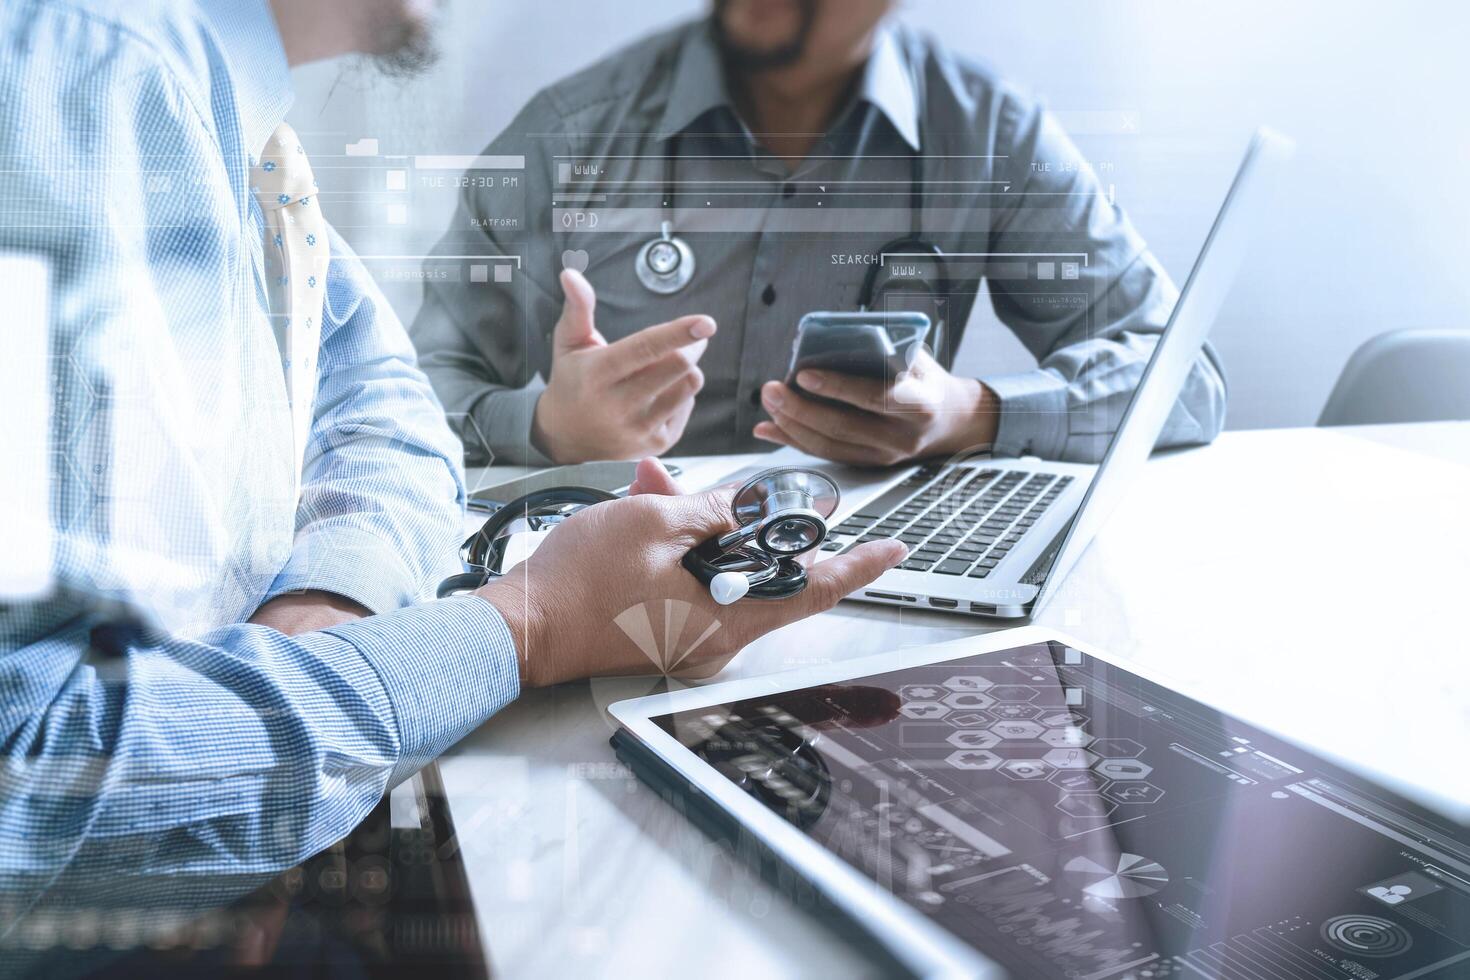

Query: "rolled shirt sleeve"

xmin=0 ymin=592 xmax=519 ymax=955
xmin=979 ymin=97 xmax=1227 ymax=463
xmin=0 ymin=2 xmax=522 ymax=955
xmin=263 ymin=229 xmax=472 ymax=614
xmin=412 ymin=93 xmax=565 ymax=467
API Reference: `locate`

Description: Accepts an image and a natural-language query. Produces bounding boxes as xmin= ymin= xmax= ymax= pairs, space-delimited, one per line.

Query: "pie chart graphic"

xmin=1064 ymin=853 xmax=1169 ymax=899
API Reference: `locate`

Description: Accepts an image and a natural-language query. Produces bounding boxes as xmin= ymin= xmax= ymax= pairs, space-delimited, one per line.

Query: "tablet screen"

xmin=652 ymin=641 xmax=1470 ymax=978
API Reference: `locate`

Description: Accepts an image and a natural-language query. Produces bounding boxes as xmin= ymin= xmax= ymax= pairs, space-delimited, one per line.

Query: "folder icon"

xmin=345 ymin=138 xmax=379 ymax=157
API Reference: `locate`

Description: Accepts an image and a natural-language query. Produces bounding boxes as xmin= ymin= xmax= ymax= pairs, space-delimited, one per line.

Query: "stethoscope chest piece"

xmin=730 ymin=467 xmax=840 ymax=556
xmin=684 ymin=466 xmax=841 ymax=605
xmin=635 ymin=220 xmax=695 ymax=294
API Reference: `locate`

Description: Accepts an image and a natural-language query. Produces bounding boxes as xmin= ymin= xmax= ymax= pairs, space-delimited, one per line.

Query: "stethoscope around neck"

xmin=634 ymin=134 xmax=948 ymax=320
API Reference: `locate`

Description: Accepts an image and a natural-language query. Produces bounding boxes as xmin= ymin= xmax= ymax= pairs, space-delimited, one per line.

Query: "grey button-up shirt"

xmin=412 ymin=19 xmax=1225 ymax=466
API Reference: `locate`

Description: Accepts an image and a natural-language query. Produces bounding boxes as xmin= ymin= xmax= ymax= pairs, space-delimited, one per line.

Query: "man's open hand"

xmin=532 ymin=269 xmax=715 ymax=462
xmin=477 ymin=458 xmax=906 ymax=686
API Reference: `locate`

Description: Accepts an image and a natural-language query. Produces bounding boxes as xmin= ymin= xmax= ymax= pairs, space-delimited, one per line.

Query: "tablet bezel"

xmin=610 ymin=625 xmax=1089 ymax=978
xmin=609 ymin=623 xmax=1465 ymax=977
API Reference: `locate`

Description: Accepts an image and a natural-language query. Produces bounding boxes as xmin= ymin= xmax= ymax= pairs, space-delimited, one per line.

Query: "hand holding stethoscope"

xmin=435 ymin=458 xmax=908 ymax=686
xmin=439 ymin=464 xmax=847 ymax=606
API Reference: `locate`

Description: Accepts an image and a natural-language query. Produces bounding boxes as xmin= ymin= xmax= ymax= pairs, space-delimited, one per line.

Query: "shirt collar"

xmin=199 ymin=0 xmax=294 ymax=161
xmin=656 ymin=21 xmax=730 ymax=141
xmin=656 ymin=21 xmax=921 ymax=152
xmin=858 ymin=26 xmax=921 ymax=152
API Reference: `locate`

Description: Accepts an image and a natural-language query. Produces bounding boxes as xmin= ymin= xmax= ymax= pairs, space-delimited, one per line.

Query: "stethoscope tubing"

xmin=436 ymin=485 xmax=618 ymax=599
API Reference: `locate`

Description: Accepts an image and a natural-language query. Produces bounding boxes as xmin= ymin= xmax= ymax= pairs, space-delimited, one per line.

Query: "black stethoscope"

xmin=636 ymin=131 xmax=949 ymax=318
xmin=436 ymin=467 xmax=840 ymax=605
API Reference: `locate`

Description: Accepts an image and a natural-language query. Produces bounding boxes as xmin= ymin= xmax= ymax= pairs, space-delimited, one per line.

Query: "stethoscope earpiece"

xmin=709 ymin=571 xmax=751 ymax=605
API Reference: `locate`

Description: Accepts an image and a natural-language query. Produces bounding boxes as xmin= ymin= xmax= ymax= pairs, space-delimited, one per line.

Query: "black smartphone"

xmin=784 ymin=311 xmax=931 ymax=401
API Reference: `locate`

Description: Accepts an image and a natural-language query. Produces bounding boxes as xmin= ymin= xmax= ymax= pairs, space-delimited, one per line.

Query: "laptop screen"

xmin=1029 ymin=130 xmax=1293 ymax=607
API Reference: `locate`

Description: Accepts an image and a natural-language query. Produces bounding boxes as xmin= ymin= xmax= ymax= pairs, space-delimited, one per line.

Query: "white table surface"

xmin=437 ymin=422 xmax=1470 ymax=978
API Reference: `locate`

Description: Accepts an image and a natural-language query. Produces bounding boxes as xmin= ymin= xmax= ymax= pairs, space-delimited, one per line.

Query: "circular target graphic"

xmin=1321 ymin=915 xmax=1412 ymax=958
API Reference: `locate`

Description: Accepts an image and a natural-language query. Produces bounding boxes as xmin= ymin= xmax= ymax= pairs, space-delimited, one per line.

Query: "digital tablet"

xmin=609 ymin=627 xmax=1470 ymax=979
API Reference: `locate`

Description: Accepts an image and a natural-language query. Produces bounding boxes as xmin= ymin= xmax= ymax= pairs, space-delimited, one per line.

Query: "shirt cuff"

xmin=324 ymin=595 xmax=520 ymax=786
xmin=471 ymin=379 xmax=553 ymax=467
xmin=264 ymin=525 xmax=422 ymax=616
xmin=982 ymin=369 xmax=1071 ymax=460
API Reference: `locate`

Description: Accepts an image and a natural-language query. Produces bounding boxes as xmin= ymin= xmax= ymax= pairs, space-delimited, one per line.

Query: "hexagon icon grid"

xmin=946 ymin=749 xmax=1001 ymax=771
xmin=942 ymin=675 xmax=995 ymax=693
xmin=1103 ymin=781 xmax=1165 ymax=805
xmin=1049 ymin=769 xmax=1103 ymax=793
xmin=945 ymin=710 xmax=995 ymax=728
xmin=1000 ymin=759 xmax=1049 ymax=780
xmin=990 ymin=720 xmax=1045 ymax=740
xmin=899 ymin=701 xmax=950 ymax=720
xmin=1040 ymin=726 xmax=1094 ymax=748
xmin=1095 ymin=758 xmax=1153 ymax=781
xmin=942 ymin=691 xmax=996 ymax=711
xmin=946 ymin=729 xmax=1001 ymax=750
xmin=1056 ymin=793 xmax=1117 ymax=818
xmin=1043 ymin=748 xmax=1100 ymax=770
xmin=992 ymin=703 xmax=1042 ymax=721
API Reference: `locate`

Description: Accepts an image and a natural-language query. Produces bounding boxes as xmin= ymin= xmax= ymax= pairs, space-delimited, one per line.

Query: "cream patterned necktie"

xmin=250 ymin=122 xmax=328 ymax=495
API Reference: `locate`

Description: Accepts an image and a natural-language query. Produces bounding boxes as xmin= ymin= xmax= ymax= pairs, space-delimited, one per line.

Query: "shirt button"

xmin=762 ymin=283 xmax=777 ymax=305
xmin=782 ymin=183 xmax=796 ymax=199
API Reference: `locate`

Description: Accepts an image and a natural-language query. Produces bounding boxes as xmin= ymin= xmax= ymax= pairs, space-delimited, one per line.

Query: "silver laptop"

xmin=798 ymin=128 xmax=1293 ymax=618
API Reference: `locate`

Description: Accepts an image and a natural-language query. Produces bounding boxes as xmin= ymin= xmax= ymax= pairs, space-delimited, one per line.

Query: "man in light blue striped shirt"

xmin=0 ymin=0 xmax=903 ymax=965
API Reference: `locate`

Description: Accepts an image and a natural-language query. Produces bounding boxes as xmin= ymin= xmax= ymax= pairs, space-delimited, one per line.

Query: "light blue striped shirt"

xmin=0 ymin=0 xmax=519 ymax=955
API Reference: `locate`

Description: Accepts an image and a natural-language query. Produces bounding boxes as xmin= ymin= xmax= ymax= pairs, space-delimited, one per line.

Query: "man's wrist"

xmin=531 ymin=390 xmax=585 ymax=464
xmin=933 ymin=378 xmax=1000 ymax=457
xmin=528 ymin=392 xmax=564 ymax=463
xmin=473 ymin=577 xmax=557 ymax=689
xmin=248 ymin=590 xmax=372 ymax=636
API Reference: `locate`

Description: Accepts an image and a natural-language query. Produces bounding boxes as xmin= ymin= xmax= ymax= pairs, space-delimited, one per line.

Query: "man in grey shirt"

xmin=413 ymin=0 xmax=1225 ymax=467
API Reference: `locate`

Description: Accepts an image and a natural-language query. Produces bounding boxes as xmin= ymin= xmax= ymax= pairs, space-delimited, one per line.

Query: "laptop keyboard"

xmin=822 ymin=464 xmax=1073 ymax=579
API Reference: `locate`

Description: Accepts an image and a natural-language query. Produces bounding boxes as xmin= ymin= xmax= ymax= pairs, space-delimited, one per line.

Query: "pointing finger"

xmin=804 ymin=540 xmax=908 ymax=610
xmin=735 ymin=540 xmax=906 ymax=641
xmin=641 ymin=367 xmax=703 ymax=427
xmin=603 ymin=316 xmax=716 ymax=379
xmin=619 ymin=349 xmax=706 ymax=401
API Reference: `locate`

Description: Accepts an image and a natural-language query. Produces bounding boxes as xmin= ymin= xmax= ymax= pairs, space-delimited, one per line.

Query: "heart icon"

xmin=561 ymin=249 xmax=589 ymax=272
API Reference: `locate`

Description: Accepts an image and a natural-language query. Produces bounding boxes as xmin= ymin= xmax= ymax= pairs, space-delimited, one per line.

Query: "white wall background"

xmin=289 ymin=0 xmax=1470 ymax=430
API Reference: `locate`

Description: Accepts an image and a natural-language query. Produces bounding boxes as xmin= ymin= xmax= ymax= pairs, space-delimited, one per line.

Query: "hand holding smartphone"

xmin=785 ymin=311 xmax=931 ymax=403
